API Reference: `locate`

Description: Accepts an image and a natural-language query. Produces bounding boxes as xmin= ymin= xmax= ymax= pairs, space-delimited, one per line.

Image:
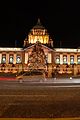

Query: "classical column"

xmin=73 ymin=54 xmax=77 ymax=75
xmin=67 ymin=54 xmax=70 ymax=65
xmin=13 ymin=53 xmax=16 ymax=64
xmin=48 ymin=53 xmax=51 ymax=63
xmin=6 ymin=53 xmax=9 ymax=64
xmin=47 ymin=53 xmax=52 ymax=77
xmin=0 ymin=53 xmax=2 ymax=64
xmin=25 ymin=53 xmax=28 ymax=64
xmin=60 ymin=54 xmax=63 ymax=65
xmin=74 ymin=54 xmax=77 ymax=64
xmin=4 ymin=53 xmax=9 ymax=72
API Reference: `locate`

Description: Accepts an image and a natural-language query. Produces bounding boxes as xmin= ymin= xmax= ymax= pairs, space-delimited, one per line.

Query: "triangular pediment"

xmin=24 ymin=43 xmax=54 ymax=53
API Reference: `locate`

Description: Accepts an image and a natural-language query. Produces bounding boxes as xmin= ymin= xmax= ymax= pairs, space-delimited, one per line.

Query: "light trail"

xmin=44 ymin=85 xmax=80 ymax=88
xmin=0 ymin=84 xmax=80 ymax=89
xmin=0 ymin=94 xmax=49 ymax=97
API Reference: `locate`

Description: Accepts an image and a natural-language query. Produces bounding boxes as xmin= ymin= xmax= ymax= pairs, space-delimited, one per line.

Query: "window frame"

xmin=1 ymin=54 xmax=6 ymax=64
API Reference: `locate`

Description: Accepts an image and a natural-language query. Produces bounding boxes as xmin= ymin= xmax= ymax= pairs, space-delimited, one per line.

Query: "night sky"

xmin=0 ymin=1 xmax=80 ymax=48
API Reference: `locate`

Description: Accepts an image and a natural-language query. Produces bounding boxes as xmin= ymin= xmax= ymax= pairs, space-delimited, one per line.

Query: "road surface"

xmin=0 ymin=78 xmax=80 ymax=118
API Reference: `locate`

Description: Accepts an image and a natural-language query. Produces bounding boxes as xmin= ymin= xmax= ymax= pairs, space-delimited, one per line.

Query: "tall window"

xmin=70 ymin=55 xmax=74 ymax=64
xmin=56 ymin=55 xmax=60 ymax=64
xmin=9 ymin=55 xmax=13 ymax=64
xmin=63 ymin=55 xmax=67 ymax=64
xmin=16 ymin=55 xmax=21 ymax=63
xmin=77 ymin=55 xmax=80 ymax=64
xmin=2 ymin=54 xmax=6 ymax=63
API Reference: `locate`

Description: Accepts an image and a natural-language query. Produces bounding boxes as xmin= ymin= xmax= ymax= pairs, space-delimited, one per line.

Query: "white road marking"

xmin=46 ymin=85 xmax=80 ymax=87
xmin=0 ymin=84 xmax=80 ymax=88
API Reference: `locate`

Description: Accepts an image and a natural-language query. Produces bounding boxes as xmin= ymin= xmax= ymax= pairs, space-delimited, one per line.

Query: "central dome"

xmin=27 ymin=18 xmax=49 ymax=44
xmin=24 ymin=19 xmax=54 ymax=48
xmin=33 ymin=18 xmax=45 ymax=29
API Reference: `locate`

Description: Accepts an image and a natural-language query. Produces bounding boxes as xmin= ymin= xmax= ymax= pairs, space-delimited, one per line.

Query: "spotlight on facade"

xmin=19 ymin=79 xmax=23 ymax=83
xmin=70 ymin=77 xmax=72 ymax=80
xmin=54 ymin=77 xmax=56 ymax=80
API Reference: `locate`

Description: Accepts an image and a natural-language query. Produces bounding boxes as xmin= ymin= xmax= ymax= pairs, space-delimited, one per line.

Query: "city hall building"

xmin=0 ymin=19 xmax=80 ymax=77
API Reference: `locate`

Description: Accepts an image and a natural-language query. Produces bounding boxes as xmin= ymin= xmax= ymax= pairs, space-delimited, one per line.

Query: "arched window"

xmin=56 ymin=55 xmax=60 ymax=64
xmin=77 ymin=55 xmax=80 ymax=64
xmin=9 ymin=55 xmax=13 ymax=64
xmin=70 ymin=55 xmax=74 ymax=64
xmin=16 ymin=55 xmax=21 ymax=63
xmin=2 ymin=54 xmax=6 ymax=63
xmin=63 ymin=55 xmax=67 ymax=64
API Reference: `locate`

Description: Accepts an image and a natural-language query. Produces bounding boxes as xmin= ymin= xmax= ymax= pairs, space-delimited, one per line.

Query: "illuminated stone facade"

xmin=28 ymin=19 xmax=49 ymax=44
xmin=0 ymin=19 xmax=80 ymax=77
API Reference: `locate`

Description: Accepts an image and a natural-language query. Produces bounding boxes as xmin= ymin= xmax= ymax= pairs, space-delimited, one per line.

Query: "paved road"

xmin=0 ymin=78 xmax=80 ymax=89
xmin=0 ymin=79 xmax=80 ymax=118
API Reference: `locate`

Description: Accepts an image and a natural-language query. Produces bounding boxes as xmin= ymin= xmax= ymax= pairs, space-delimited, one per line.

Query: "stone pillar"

xmin=13 ymin=53 xmax=16 ymax=64
xmin=5 ymin=53 xmax=9 ymax=72
xmin=48 ymin=53 xmax=51 ymax=63
xmin=25 ymin=53 xmax=28 ymax=64
xmin=0 ymin=53 xmax=2 ymax=64
xmin=67 ymin=54 xmax=70 ymax=65
xmin=47 ymin=53 xmax=52 ymax=77
xmin=6 ymin=53 xmax=9 ymax=64
xmin=60 ymin=54 xmax=63 ymax=65
xmin=74 ymin=54 xmax=77 ymax=64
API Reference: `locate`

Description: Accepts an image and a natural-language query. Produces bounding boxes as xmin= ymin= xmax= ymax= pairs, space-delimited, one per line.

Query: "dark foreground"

xmin=0 ymin=81 xmax=80 ymax=118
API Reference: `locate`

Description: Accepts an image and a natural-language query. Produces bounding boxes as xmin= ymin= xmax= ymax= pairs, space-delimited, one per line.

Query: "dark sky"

xmin=0 ymin=1 xmax=80 ymax=48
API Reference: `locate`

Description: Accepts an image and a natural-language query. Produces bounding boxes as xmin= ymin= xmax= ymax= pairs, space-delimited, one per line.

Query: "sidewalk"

xmin=45 ymin=77 xmax=80 ymax=83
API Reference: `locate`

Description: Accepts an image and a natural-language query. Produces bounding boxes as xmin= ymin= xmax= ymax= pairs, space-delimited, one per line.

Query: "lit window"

xmin=16 ymin=55 xmax=21 ymax=63
xmin=2 ymin=54 xmax=6 ymax=63
xmin=70 ymin=55 xmax=74 ymax=64
xmin=56 ymin=55 xmax=60 ymax=64
xmin=9 ymin=55 xmax=13 ymax=64
xmin=63 ymin=55 xmax=67 ymax=64
xmin=77 ymin=55 xmax=80 ymax=64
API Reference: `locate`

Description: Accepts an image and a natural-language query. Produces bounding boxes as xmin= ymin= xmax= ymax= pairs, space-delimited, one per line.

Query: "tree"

xmin=28 ymin=41 xmax=46 ymax=71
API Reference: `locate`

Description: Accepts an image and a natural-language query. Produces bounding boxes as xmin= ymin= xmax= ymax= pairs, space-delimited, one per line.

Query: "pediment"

xmin=24 ymin=44 xmax=54 ymax=53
